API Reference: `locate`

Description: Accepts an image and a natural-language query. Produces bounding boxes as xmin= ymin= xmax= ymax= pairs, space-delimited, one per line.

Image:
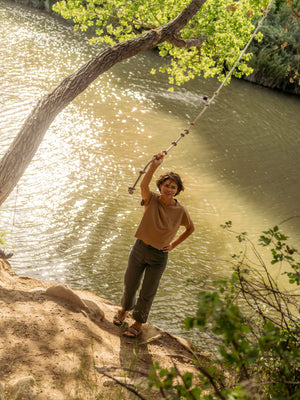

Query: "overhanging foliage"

xmin=53 ymin=0 xmax=270 ymax=86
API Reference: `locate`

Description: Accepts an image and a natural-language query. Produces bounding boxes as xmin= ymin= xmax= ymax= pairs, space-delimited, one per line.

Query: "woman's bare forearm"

xmin=140 ymin=152 xmax=165 ymax=200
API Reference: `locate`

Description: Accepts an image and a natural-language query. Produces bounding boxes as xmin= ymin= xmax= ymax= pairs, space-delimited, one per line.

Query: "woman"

xmin=114 ymin=151 xmax=194 ymax=338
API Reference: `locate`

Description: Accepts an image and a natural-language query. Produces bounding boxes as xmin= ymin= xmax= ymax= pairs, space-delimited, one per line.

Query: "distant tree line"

xmin=245 ymin=0 xmax=299 ymax=94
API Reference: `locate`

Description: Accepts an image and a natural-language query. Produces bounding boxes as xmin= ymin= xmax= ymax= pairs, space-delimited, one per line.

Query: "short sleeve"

xmin=141 ymin=191 xmax=154 ymax=206
xmin=181 ymin=207 xmax=192 ymax=227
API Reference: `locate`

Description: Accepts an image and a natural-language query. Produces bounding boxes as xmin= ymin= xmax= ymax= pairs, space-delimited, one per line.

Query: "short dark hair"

xmin=156 ymin=172 xmax=184 ymax=196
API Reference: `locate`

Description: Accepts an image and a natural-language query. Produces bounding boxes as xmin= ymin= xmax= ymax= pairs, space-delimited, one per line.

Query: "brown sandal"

xmin=123 ymin=324 xmax=142 ymax=338
xmin=113 ymin=310 xmax=126 ymax=326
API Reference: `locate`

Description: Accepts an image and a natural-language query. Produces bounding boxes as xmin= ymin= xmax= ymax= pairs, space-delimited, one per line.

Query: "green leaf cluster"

xmin=149 ymin=362 xmax=203 ymax=399
xmin=53 ymin=0 xmax=269 ymax=86
xmin=259 ymin=225 xmax=300 ymax=284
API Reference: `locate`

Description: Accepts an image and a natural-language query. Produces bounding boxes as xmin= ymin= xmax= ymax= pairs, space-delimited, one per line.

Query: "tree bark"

xmin=0 ymin=0 xmax=206 ymax=206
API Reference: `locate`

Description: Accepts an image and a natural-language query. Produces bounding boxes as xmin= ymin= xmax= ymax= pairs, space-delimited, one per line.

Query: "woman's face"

xmin=160 ymin=179 xmax=178 ymax=198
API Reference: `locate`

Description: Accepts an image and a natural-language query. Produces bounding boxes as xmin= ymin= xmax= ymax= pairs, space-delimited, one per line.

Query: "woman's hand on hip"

xmin=162 ymin=243 xmax=174 ymax=252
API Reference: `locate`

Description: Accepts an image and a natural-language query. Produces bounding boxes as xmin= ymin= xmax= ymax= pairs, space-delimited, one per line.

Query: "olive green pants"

xmin=121 ymin=239 xmax=168 ymax=323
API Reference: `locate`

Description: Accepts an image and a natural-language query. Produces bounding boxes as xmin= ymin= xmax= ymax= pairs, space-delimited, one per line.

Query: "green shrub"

xmin=148 ymin=223 xmax=300 ymax=399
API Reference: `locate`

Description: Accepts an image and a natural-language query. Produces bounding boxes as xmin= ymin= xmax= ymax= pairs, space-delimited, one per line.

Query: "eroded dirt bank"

xmin=0 ymin=258 xmax=208 ymax=400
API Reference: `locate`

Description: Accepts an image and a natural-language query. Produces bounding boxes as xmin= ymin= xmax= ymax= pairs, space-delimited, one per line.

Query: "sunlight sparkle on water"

xmin=1 ymin=0 xmax=300 ymax=345
xmin=101 ymin=235 xmax=118 ymax=251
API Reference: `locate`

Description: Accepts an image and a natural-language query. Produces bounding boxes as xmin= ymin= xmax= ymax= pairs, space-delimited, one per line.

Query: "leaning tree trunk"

xmin=0 ymin=0 xmax=206 ymax=207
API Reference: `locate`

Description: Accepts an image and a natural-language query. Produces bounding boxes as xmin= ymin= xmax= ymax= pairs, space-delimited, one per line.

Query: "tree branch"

xmin=0 ymin=0 xmax=208 ymax=206
xmin=95 ymin=368 xmax=147 ymax=400
xmin=167 ymin=34 xmax=207 ymax=49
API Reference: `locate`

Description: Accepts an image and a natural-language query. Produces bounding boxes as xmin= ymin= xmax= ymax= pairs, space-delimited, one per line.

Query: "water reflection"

xmin=0 ymin=0 xmax=300 ymax=342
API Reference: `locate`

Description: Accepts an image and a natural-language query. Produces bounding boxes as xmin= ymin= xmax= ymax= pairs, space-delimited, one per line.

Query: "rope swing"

xmin=128 ymin=0 xmax=274 ymax=195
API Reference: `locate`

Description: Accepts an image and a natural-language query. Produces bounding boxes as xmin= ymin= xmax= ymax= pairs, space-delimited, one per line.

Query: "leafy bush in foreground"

xmin=148 ymin=222 xmax=300 ymax=399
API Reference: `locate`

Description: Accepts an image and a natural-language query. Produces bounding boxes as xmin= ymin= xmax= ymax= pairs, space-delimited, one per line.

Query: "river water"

xmin=1 ymin=0 xmax=300 ymax=343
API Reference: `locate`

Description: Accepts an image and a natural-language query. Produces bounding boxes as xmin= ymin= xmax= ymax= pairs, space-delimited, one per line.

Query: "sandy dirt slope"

xmin=0 ymin=257 xmax=206 ymax=400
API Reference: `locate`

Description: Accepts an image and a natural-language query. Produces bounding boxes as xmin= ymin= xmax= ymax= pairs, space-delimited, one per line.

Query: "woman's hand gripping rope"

xmin=128 ymin=150 xmax=168 ymax=194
